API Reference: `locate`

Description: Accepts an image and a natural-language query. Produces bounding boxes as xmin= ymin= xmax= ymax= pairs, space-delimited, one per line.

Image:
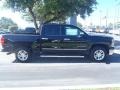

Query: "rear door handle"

xmin=52 ymin=40 xmax=59 ymax=42
xmin=64 ymin=38 xmax=70 ymax=41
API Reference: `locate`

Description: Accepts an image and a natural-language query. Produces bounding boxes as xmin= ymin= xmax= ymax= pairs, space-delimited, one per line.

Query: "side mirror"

xmin=78 ymin=35 xmax=82 ymax=38
xmin=78 ymin=32 xmax=85 ymax=37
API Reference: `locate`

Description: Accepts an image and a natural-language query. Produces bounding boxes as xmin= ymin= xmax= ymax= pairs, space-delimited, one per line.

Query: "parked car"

xmin=109 ymin=29 xmax=120 ymax=35
xmin=0 ymin=24 xmax=114 ymax=62
xmin=99 ymin=29 xmax=105 ymax=33
xmin=0 ymin=31 xmax=5 ymax=34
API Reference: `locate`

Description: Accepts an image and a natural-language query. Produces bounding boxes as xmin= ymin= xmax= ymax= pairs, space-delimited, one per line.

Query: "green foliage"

xmin=0 ymin=17 xmax=17 ymax=29
xmin=5 ymin=0 xmax=37 ymax=11
xmin=33 ymin=0 xmax=97 ymax=23
xmin=5 ymin=0 xmax=97 ymax=29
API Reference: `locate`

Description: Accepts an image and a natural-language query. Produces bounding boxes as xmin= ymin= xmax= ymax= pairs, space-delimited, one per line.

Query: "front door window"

xmin=65 ymin=27 xmax=78 ymax=36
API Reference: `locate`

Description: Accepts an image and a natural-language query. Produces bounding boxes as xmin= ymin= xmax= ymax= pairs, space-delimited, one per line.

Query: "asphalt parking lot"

xmin=0 ymin=51 xmax=120 ymax=87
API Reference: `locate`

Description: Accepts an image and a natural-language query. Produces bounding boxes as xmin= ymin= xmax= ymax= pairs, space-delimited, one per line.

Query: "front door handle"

xmin=42 ymin=38 xmax=48 ymax=40
xmin=64 ymin=38 xmax=70 ymax=41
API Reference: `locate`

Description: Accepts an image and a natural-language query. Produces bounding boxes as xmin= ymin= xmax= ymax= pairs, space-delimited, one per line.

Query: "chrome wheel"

xmin=94 ymin=50 xmax=105 ymax=61
xmin=17 ymin=50 xmax=28 ymax=61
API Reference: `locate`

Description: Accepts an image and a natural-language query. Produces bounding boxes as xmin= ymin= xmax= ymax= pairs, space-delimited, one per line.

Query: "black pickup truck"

xmin=0 ymin=24 xmax=114 ymax=62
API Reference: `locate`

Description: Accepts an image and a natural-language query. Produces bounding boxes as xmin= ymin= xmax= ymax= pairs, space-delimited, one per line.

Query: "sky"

xmin=0 ymin=0 xmax=120 ymax=28
xmin=0 ymin=0 xmax=33 ymax=28
xmin=78 ymin=0 xmax=120 ymax=26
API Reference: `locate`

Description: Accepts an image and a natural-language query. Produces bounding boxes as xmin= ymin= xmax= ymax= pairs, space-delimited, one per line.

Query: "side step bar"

xmin=40 ymin=55 xmax=84 ymax=58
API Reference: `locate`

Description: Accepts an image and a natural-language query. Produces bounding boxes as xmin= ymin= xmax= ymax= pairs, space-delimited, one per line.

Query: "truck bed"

xmin=0 ymin=34 xmax=41 ymax=52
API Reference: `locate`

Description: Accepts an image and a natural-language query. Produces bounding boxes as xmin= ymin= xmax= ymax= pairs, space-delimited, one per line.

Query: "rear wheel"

xmin=90 ymin=46 xmax=107 ymax=61
xmin=15 ymin=47 xmax=32 ymax=63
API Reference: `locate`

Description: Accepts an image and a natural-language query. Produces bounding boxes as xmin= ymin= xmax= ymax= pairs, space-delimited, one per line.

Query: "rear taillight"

xmin=0 ymin=36 xmax=5 ymax=45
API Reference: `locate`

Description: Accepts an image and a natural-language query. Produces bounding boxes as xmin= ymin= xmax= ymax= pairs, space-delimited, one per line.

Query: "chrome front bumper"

xmin=109 ymin=47 xmax=114 ymax=55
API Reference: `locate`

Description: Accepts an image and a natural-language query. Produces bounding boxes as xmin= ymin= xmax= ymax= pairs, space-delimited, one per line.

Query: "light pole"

xmin=99 ymin=10 xmax=102 ymax=28
xmin=70 ymin=14 xmax=77 ymax=26
xmin=105 ymin=9 xmax=108 ymax=33
xmin=113 ymin=0 xmax=119 ymax=30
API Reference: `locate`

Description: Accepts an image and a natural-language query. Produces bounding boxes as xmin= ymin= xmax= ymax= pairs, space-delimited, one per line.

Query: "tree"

xmin=5 ymin=0 xmax=39 ymax=29
xmin=5 ymin=0 xmax=97 ymax=31
xmin=0 ymin=17 xmax=18 ymax=29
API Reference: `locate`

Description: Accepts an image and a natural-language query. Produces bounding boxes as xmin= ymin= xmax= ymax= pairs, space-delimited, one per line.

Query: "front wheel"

xmin=90 ymin=47 xmax=107 ymax=61
xmin=15 ymin=47 xmax=32 ymax=63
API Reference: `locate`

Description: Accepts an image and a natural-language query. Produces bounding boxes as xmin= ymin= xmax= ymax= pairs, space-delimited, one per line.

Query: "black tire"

xmin=15 ymin=47 xmax=32 ymax=63
xmin=90 ymin=46 xmax=107 ymax=62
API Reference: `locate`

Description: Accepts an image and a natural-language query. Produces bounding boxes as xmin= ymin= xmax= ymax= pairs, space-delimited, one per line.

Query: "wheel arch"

xmin=90 ymin=44 xmax=109 ymax=54
xmin=13 ymin=43 xmax=33 ymax=53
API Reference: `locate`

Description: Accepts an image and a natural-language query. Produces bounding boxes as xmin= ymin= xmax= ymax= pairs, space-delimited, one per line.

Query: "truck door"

xmin=41 ymin=25 xmax=61 ymax=53
xmin=60 ymin=25 xmax=88 ymax=53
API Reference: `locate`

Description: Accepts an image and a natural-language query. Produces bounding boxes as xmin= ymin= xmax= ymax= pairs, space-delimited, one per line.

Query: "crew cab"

xmin=0 ymin=24 xmax=114 ymax=62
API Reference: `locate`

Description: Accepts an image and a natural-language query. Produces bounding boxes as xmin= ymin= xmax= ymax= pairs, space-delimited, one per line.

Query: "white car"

xmin=109 ymin=29 xmax=120 ymax=35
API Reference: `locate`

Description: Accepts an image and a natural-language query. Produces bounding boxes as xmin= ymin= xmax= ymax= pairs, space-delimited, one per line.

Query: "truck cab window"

xmin=65 ymin=27 xmax=78 ymax=36
xmin=42 ymin=25 xmax=61 ymax=36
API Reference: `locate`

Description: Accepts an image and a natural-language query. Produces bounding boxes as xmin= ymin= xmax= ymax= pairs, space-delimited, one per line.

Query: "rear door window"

xmin=42 ymin=25 xmax=61 ymax=36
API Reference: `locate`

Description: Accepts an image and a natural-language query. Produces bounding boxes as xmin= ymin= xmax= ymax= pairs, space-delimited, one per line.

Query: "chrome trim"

xmin=0 ymin=45 xmax=3 ymax=51
xmin=52 ymin=40 xmax=59 ymax=42
xmin=64 ymin=38 xmax=70 ymax=41
xmin=42 ymin=38 xmax=48 ymax=40
xmin=111 ymin=39 xmax=115 ymax=47
xmin=42 ymin=48 xmax=87 ymax=51
xmin=40 ymin=55 xmax=84 ymax=58
xmin=17 ymin=50 xmax=28 ymax=61
xmin=109 ymin=49 xmax=114 ymax=55
xmin=94 ymin=50 xmax=105 ymax=61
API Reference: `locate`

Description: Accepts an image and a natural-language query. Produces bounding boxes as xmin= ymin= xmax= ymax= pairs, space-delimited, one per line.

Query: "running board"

xmin=40 ymin=55 xmax=84 ymax=58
